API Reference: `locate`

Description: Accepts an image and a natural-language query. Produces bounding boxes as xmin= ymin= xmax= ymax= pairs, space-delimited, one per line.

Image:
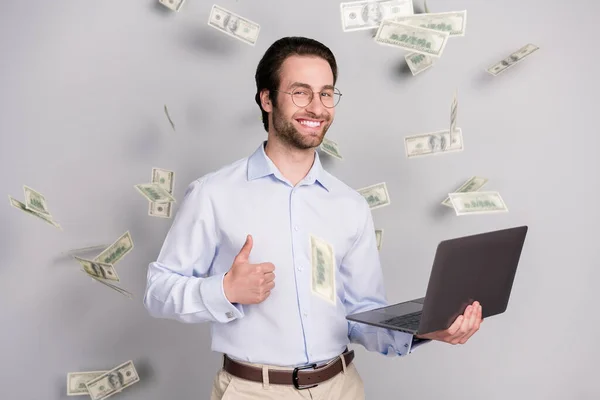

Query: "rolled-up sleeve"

xmin=143 ymin=178 xmax=244 ymax=324
xmin=341 ymin=199 xmax=429 ymax=356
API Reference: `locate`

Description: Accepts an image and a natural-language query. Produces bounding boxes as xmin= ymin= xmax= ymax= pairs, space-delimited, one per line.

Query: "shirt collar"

xmin=247 ymin=141 xmax=331 ymax=191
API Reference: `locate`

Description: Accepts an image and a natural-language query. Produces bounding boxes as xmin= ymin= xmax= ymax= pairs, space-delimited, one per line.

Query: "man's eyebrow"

xmin=288 ymin=82 xmax=335 ymax=90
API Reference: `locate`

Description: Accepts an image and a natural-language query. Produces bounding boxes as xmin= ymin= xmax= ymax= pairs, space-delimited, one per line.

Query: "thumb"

xmin=234 ymin=234 xmax=253 ymax=263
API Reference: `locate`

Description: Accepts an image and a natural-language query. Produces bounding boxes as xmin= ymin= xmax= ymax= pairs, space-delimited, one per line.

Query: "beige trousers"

xmin=210 ymin=356 xmax=365 ymax=400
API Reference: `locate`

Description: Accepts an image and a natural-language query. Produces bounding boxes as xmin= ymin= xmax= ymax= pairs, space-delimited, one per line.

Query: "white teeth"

xmin=299 ymin=120 xmax=320 ymax=127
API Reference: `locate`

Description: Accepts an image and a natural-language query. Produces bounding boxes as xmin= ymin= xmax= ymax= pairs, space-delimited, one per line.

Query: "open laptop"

xmin=346 ymin=225 xmax=528 ymax=335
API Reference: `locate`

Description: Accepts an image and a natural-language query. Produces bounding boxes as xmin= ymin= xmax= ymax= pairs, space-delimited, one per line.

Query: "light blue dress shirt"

xmin=144 ymin=141 xmax=428 ymax=367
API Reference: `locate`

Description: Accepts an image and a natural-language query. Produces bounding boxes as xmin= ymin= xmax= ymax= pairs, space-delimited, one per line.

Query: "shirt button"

xmin=303 ymin=312 xmax=308 ymax=317
xmin=226 ymin=312 xmax=234 ymax=319
xmin=297 ymin=265 xmax=303 ymax=272
xmin=294 ymin=226 xmax=299 ymax=231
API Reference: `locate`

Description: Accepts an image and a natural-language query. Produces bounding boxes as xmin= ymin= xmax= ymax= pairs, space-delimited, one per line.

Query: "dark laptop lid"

xmin=417 ymin=225 xmax=528 ymax=334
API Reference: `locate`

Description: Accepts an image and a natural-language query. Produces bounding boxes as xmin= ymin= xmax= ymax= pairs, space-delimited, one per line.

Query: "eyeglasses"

xmin=273 ymin=87 xmax=342 ymax=108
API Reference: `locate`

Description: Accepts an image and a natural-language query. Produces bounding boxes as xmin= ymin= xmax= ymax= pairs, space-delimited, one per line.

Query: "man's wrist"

xmin=222 ymin=272 xmax=236 ymax=304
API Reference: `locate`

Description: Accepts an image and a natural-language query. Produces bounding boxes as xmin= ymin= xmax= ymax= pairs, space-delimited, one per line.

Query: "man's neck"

xmin=264 ymin=136 xmax=315 ymax=187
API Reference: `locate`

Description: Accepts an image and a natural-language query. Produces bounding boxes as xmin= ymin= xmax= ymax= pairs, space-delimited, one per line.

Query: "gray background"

xmin=1 ymin=0 xmax=597 ymax=399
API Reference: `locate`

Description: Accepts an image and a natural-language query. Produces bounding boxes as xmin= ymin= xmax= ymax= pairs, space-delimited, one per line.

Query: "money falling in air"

xmin=339 ymin=0 xmax=414 ymax=32
xmin=374 ymin=20 xmax=450 ymax=58
xmin=441 ymin=176 xmax=488 ymax=207
xmin=164 ymin=104 xmax=176 ymax=132
xmin=8 ymin=186 xmax=62 ymax=229
xmin=159 ymin=0 xmax=186 ymax=12
xmin=85 ymin=360 xmax=140 ymax=400
xmin=310 ymin=234 xmax=336 ymax=305
xmin=320 ymin=137 xmax=343 ymax=160
xmin=357 ymin=182 xmax=391 ymax=210
xmin=208 ymin=5 xmax=261 ymax=46
xmin=149 ymin=167 xmax=175 ymax=218
xmin=487 ymin=44 xmax=539 ymax=76
xmin=448 ymin=191 xmax=508 ymax=216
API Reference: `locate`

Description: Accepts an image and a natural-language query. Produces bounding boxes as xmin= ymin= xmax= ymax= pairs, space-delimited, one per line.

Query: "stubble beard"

xmin=271 ymin=104 xmax=331 ymax=150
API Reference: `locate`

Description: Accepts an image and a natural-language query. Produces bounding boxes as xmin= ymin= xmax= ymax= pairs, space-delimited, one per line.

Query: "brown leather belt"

xmin=223 ymin=349 xmax=355 ymax=390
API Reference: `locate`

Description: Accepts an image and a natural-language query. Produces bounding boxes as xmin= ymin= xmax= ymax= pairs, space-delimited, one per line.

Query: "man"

xmin=143 ymin=36 xmax=482 ymax=400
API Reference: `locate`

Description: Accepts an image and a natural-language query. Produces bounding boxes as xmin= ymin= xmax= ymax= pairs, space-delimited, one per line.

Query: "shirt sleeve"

xmin=143 ymin=178 xmax=244 ymax=324
xmin=341 ymin=198 xmax=430 ymax=356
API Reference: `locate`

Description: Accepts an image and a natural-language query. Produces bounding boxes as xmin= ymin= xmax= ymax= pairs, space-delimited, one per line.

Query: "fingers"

xmin=457 ymin=302 xmax=482 ymax=344
xmin=263 ymin=272 xmax=275 ymax=282
xmin=235 ymin=234 xmax=254 ymax=261
xmin=256 ymin=262 xmax=275 ymax=273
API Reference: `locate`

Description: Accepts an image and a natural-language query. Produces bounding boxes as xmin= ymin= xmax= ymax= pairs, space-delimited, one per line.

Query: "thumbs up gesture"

xmin=223 ymin=234 xmax=276 ymax=305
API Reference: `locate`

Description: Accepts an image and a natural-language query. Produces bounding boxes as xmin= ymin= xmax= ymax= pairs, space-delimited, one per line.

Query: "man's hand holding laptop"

xmin=415 ymin=301 xmax=483 ymax=345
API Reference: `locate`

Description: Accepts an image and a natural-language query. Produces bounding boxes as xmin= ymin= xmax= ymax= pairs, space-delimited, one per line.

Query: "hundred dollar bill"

xmin=67 ymin=371 xmax=107 ymax=396
xmin=164 ymin=105 xmax=176 ymax=132
xmin=340 ymin=0 xmax=414 ymax=32
xmin=149 ymin=167 xmax=175 ymax=218
xmin=23 ymin=185 xmax=52 ymax=217
xmin=208 ymin=5 xmax=260 ymax=46
xmin=374 ymin=19 xmax=450 ymax=58
xmin=375 ymin=229 xmax=383 ymax=251
xmin=75 ymin=256 xmax=120 ymax=282
xmin=94 ymin=231 xmax=134 ymax=265
xmin=404 ymin=128 xmax=463 ymax=158
xmin=8 ymin=195 xmax=61 ymax=229
xmin=442 ymin=176 xmax=488 ymax=207
xmin=85 ymin=360 xmax=140 ymax=400
xmin=393 ymin=10 xmax=467 ymax=36
xmin=405 ymin=52 xmax=433 ymax=75
xmin=61 ymin=244 xmax=110 ymax=256
xmin=448 ymin=191 xmax=508 ymax=216
xmin=159 ymin=0 xmax=185 ymax=12
xmin=320 ymin=137 xmax=343 ymax=160
xmin=135 ymin=183 xmax=176 ymax=203
xmin=357 ymin=182 xmax=391 ymax=210
xmin=450 ymin=89 xmax=458 ymax=141
xmin=310 ymin=235 xmax=336 ymax=305
xmin=86 ymin=273 xmax=133 ymax=299
xmin=487 ymin=44 xmax=539 ymax=76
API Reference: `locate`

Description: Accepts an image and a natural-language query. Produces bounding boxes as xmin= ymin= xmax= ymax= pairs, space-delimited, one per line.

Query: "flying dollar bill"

xmin=85 ymin=360 xmax=140 ymax=400
xmin=159 ymin=0 xmax=185 ymax=12
xmin=320 ymin=137 xmax=343 ymax=160
xmin=340 ymin=0 xmax=414 ymax=32
xmin=208 ymin=4 xmax=260 ymax=46
xmin=94 ymin=231 xmax=134 ymax=265
xmin=23 ymin=185 xmax=52 ymax=217
xmin=374 ymin=19 xmax=450 ymax=58
xmin=163 ymin=105 xmax=176 ymax=132
xmin=448 ymin=191 xmax=508 ymax=216
xmin=441 ymin=176 xmax=488 ymax=207
xmin=75 ymin=256 xmax=120 ymax=282
xmin=487 ymin=44 xmax=539 ymax=76
xmin=8 ymin=195 xmax=61 ymax=229
xmin=87 ymin=273 xmax=133 ymax=299
xmin=405 ymin=52 xmax=433 ymax=75
xmin=357 ymin=182 xmax=391 ymax=210
xmin=67 ymin=371 xmax=107 ymax=396
xmin=61 ymin=244 xmax=110 ymax=256
xmin=135 ymin=183 xmax=176 ymax=203
xmin=404 ymin=128 xmax=463 ymax=158
xmin=450 ymin=89 xmax=458 ymax=141
xmin=310 ymin=235 xmax=336 ymax=305
xmin=149 ymin=167 xmax=175 ymax=218
xmin=375 ymin=229 xmax=383 ymax=251
xmin=393 ymin=10 xmax=467 ymax=36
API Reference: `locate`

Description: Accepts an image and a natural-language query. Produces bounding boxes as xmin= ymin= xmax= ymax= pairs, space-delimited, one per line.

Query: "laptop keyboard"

xmin=380 ymin=311 xmax=422 ymax=331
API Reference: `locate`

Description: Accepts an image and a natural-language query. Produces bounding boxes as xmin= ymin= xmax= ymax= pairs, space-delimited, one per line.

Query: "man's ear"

xmin=260 ymin=89 xmax=273 ymax=113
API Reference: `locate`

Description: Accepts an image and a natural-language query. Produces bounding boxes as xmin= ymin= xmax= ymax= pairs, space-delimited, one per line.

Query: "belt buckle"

xmin=292 ymin=363 xmax=317 ymax=390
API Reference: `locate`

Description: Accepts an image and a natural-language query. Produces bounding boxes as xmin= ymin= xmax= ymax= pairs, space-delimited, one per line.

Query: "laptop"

xmin=346 ymin=225 xmax=528 ymax=335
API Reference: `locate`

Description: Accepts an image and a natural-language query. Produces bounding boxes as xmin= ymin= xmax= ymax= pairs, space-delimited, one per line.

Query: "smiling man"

xmin=143 ymin=36 xmax=482 ymax=400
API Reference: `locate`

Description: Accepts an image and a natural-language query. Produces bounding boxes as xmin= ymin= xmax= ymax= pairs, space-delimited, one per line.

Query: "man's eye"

xmin=294 ymin=91 xmax=309 ymax=96
xmin=321 ymin=92 xmax=333 ymax=97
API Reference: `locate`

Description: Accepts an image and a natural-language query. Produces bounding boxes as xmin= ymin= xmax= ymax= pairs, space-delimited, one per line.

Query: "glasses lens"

xmin=291 ymin=90 xmax=311 ymax=108
xmin=320 ymin=89 xmax=341 ymax=108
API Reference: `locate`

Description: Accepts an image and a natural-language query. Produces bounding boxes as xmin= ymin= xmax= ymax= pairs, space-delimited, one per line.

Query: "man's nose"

xmin=305 ymin=93 xmax=326 ymax=116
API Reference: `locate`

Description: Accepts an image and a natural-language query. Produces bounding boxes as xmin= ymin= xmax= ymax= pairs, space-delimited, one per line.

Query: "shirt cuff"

xmin=199 ymin=273 xmax=244 ymax=323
